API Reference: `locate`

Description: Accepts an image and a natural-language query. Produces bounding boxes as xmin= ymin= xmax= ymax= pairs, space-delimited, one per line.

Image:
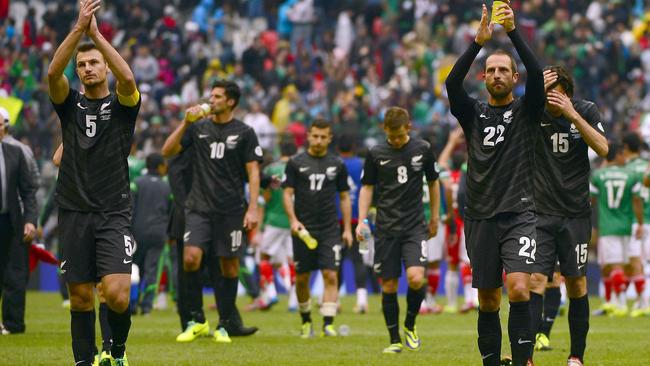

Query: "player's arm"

xmin=427 ymin=179 xmax=440 ymax=238
xmin=47 ymin=0 xmax=101 ymax=103
xmin=633 ymin=194 xmax=644 ymax=239
xmin=356 ymin=185 xmax=374 ymax=240
xmin=162 ymin=105 xmax=204 ymax=157
xmin=282 ymin=159 xmax=304 ymax=233
xmin=52 ymin=143 xmax=63 ymax=167
xmin=438 ymin=128 xmax=463 ymax=171
xmin=86 ymin=15 xmax=137 ymax=101
xmin=339 ymin=191 xmax=353 ymax=247
xmin=17 ymin=150 xmax=38 ymax=241
xmin=244 ymin=161 xmax=261 ymax=231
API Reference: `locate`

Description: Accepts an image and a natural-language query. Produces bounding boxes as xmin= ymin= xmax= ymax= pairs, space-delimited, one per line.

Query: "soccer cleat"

xmin=114 ymin=354 xmax=129 ymax=366
xmin=610 ymin=306 xmax=629 ymax=317
xmin=567 ymin=356 xmax=584 ymax=366
xmin=98 ymin=351 xmax=111 ymax=366
xmin=592 ymin=303 xmax=615 ymax=316
xmin=404 ymin=326 xmax=421 ymax=351
xmin=631 ymin=308 xmax=646 ymax=318
xmin=300 ymin=322 xmax=314 ymax=339
xmin=213 ymin=327 xmax=232 ymax=343
xmin=382 ymin=343 xmax=403 ymax=354
xmin=321 ymin=324 xmax=338 ymax=337
xmin=353 ymin=304 xmax=368 ymax=314
xmin=534 ymin=333 xmax=552 ymax=351
xmin=500 ymin=356 xmax=513 ymax=366
xmin=93 ymin=354 xmax=99 ymax=366
xmin=176 ymin=320 xmax=210 ymax=342
xmin=459 ymin=302 xmax=477 ymax=313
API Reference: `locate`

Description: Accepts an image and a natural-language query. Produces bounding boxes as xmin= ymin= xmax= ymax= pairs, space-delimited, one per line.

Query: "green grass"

xmin=1 ymin=292 xmax=649 ymax=365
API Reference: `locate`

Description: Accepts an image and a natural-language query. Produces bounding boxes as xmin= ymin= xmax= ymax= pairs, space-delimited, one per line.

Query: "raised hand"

xmin=495 ymin=1 xmax=515 ymax=32
xmin=547 ymin=90 xmax=576 ymax=118
xmin=87 ymin=14 xmax=99 ymax=38
xmin=475 ymin=4 xmax=494 ymax=46
xmin=543 ymin=69 xmax=559 ymax=91
xmin=75 ymin=0 xmax=101 ymax=32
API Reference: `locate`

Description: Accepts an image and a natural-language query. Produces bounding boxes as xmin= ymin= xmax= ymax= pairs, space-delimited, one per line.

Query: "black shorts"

xmin=167 ymin=203 xmax=186 ymax=241
xmin=373 ymin=229 xmax=428 ymax=280
xmin=184 ymin=210 xmax=246 ymax=258
xmin=536 ymin=214 xmax=591 ymax=278
xmin=292 ymin=227 xmax=341 ymax=273
xmin=58 ymin=208 xmax=134 ymax=283
xmin=465 ymin=211 xmax=539 ymax=289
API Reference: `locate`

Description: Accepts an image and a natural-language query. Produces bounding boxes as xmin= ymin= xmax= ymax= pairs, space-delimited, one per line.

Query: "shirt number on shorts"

xmin=85 ymin=115 xmax=97 ymax=137
xmin=575 ymin=243 xmax=588 ymax=265
xmin=483 ymin=125 xmax=505 ymax=147
xmin=309 ymin=174 xmax=326 ymax=191
xmin=210 ymin=142 xmax=225 ymax=159
xmin=333 ymin=244 xmax=342 ymax=262
xmin=421 ymin=240 xmax=427 ymax=258
xmin=124 ymin=235 xmax=135 ymax=257
xmin=518 ymin=236 xmax=536 ymax=261
xmin=230 ymin=230 xmax=243 ymax=252
xmin=397 ymin=166 xmax=408 ymax=184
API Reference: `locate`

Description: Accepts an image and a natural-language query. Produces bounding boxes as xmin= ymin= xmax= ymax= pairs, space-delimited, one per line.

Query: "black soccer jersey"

xmin=52 ymin=88 xmax=140 ymax=211
xmin=446 ymin=29 xmax=545 ymax=220
xmin=181 ymin=118 xmax=263 ymax=215
xmin=534 ymin=99 xmax=605 ymax=217
xmin=361 ymin=138 xmax=439 ymax=234
xmin=283 ymin=152 xmax=349 ymax=231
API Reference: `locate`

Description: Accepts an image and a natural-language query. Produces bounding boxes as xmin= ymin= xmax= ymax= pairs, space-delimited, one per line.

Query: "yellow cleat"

xmin=176 ymin=320 xmax=210 ymax=342
xmin=382 ymin=343 xmax=403 ymax=354
xmin=321 ymin=324 xmax=338 ymax=337
xmin=214 ymin=327 xmax=232 ymax=343
xmin=534 ymin=333 xmax=551 ymax=351
xmin=93 ymin=354 xmax=99 ymax=366
xmin=404 ymin=326 xmax=421 ymax=351
xmin=610 ymin=306 xmax=629 ymax=317
xmin=300 ymin=322 xmax=314 ymax=338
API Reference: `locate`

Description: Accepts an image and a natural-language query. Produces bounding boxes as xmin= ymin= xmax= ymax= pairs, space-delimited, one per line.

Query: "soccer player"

xmin=162 ymin=79 xmax=262 ymax=343
xmin=258 ymin=140 xmax=298 ymax=310
xmin=590 ymin=143 xmax=644 ymax=317
xmin=445 ymin=3 xmax=545 ymax=365
xmin=622 ymin=132 xmax=650 ymax=316
xmin=48 ymin=1 xmax=140 ymax=364
xmin=357 ymin=107 xmax=440 ymax=354
xmin=529 ymin=66 xmax=608 ymax=366
xmin=282 ymin=119 xmax=353 ymax=337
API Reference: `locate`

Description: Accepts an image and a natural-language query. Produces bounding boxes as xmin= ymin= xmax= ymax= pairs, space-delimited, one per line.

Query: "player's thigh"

xmin=94 ymin=209 xmax=134 ymax=279
xmin=464 ymin=216 xmax=502 ymax=289
xmin=292 ymin=233 xmax=318 ymax=273
xmin=58 ymin=208 xmax=97 ymax=284
xmin=598 ymin=236 xmax=626 ymax=265
xmin=373 ymin=232 xmax=403 ymax=280
xmin=499 ymin=211 xmax=538 ymax=275
xmin=401 ymin=229 xmax=428 ymax=271
xmin=426 ymin=229 xmax=445 ymax=263
xmin=557 ymin=216 xmax=591 ymax=277
xmin=535 ymin=214 xmax=561 ymax=278
xmin=214 ymin=213 xmax=247 ymax=258
xmin=315 ymin=228 xmax=343 ymax=272
xmin=261 ymin=226 xmax=291 ymax=265
xmin=627 ymin=225 xmax=642 ymax=259
xmin=183 ymin=210 xmax=212 ymax=256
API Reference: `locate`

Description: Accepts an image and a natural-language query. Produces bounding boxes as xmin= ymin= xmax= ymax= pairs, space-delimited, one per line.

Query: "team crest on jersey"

xmin=326 ymin=166 xmax=338 ymax=180
xmin=503 ymin=110 xmax=513 ymax=124
xmin=99 ymin=101 xmax=112 ymax=120
xmin=411 ymin=154 xmax=423 ymax=171
xmin=226 ymin=135 xmax=239 ymax=149
xmin=569 ymin=123 xmax=582 ymax=138
xmin=255 ymin=146 xmax=263 ymax=157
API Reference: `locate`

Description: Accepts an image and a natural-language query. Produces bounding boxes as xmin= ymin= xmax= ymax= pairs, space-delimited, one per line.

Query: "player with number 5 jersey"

xmin=282 ymin=119 xmax=352 ymax=338
xmin=48 ymin=1 xmax=140 ymax=364
xmin=162 ymin=80 xmax=263 ymax=345
xmin=357 ymin=107 xmax=440 ymax=354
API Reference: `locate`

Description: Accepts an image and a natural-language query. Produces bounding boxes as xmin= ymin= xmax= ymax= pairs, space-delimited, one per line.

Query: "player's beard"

xmin=486 ymin=82 xmax=512 ymax=100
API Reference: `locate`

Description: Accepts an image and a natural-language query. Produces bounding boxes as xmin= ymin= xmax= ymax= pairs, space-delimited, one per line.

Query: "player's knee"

xmin=507 ymin=281 xmax=530 ymax=302
xmin=69 ymin=293 xmax=94 ymax=311
xmin=406 ymin=273 xmax=424 ymax=288
xmin=220 ymin=258 xmax=239 ymax=278
xmin=107 ymin=294 xmax=130 ymax=313
xmin=565 ymin=276 xmax=587 ymax=298
xmin=382 ymin=279 xmax=398 ymax=293
xmin=183 ymin=250 xmax=201 ymax=271
xmin=529 ymin=273 xmax=548 ymax=294
xmin=322 ymin=270 xmax=338 ymax=287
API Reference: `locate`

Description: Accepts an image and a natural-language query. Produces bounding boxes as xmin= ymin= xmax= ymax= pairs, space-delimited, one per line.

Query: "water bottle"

xmin=358 ymin=219 xmax=371 ymax=255
xmin=200 ymin=103 xmax=211 ymax=115
xmin=298 ymin=228 xmax=318 ymax=250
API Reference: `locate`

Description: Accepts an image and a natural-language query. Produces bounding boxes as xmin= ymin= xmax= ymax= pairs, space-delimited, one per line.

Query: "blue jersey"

xmin=338 ymin=155 xmax=363 ymax=220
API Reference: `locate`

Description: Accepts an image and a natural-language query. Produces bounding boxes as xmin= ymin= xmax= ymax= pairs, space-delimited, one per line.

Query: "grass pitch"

xmin=1 ymin=292 xmax=649 ymax=365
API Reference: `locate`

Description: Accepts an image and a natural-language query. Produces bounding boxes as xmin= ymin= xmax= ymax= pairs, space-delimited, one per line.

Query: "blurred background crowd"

xmin=3 ymin=0 xmax=650 ymax=191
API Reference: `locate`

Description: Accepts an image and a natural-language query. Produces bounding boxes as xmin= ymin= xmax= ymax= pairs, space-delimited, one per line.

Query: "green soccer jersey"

xmin=423 ymin=169 xmax=448 ymax=221
xmin=590 ymin=165 xmax=638 ymax=236
xmin=626 ymin=157 xmax=650 ymax=223
xmin=264 ymin=160 xmax=290 ymax=229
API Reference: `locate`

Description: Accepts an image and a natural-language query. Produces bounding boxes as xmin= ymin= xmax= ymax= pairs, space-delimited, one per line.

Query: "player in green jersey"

xmin=590 ymin=142 xmax=644 ymax=316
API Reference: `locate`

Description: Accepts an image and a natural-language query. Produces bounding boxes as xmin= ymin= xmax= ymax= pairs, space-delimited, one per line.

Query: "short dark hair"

xmin=383 ymin=107 xmax=410 ymax=130
xmin=338 ymin=134 xmax=356 ymax=154
xmin=212 ymin=79 xmax=241 ymax=109
xmin=607 ymin=142 xmax=621 ymax=162
xmin=309 ymin=118 xmax=332 ymax=132
xmin=622 ymin=132 xmax=641 ymax=153
xmin=279 ymin=140 xmax=297 ymax=157
xmin=487 ymin=49 xmax=517 ymax=74
xmin=544 ymin=65 xmax=574 ymax=97
xmin=75 ymin=42 xmax=100 ymax=62
xmin=146 ymin=153 xmax=166 ymax=172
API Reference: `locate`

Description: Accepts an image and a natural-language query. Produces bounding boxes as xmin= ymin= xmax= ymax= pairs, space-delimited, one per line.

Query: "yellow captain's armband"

xmin=117 ymin=89 xmax=140 ymax=107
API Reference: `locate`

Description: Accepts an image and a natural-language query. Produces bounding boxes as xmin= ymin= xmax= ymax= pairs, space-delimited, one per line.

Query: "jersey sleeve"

xmin=360 ymin=149 xmax=377 ymax=185
xmin=114 ymin=91 xmax=141 ymax=127
xmin=282 ymin=158 xmax=297 ymax=189
xmin=243 ymin=127 xmax=264 ymax=163
xmin=581 ymin=102 xmax=606 ymax=137
xmin=180 ymin=123 xmax=196 ymax=150
xmin=590 ymin=173 xmax=600 ymax=195
xmin=424 ymin=143 xmax=440 ymax=182
xmin=445 ymin=42 xmax=481 ymax=130
xmin=51 ymin=88 xmax=80 ymax=128
xmin=336 ymin=160 xmax=350 ymax=192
